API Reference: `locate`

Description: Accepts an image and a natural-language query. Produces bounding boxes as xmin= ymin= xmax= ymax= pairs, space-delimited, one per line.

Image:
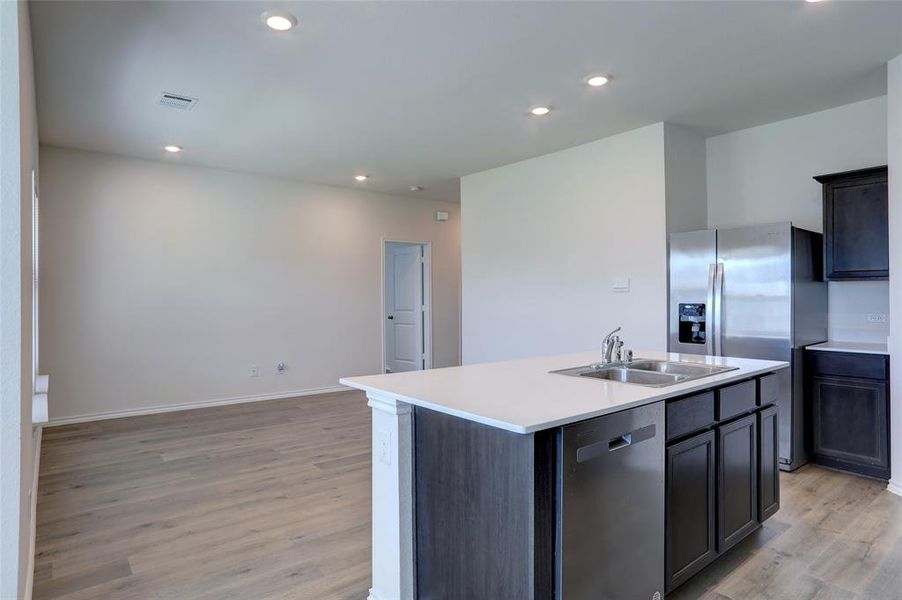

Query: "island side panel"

xmin=413 ymin=406 xmax=555 ymax=600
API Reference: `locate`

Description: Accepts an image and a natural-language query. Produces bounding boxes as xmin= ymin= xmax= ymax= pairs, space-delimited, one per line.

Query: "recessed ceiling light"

xmin=354 ymin=174 xmax=369 ymax=182
xmin=164 ymin=145 xmax=182 ymax=153
xmin=262 ymin=10 xmax=298 ymax=31
xmin=805 ymin=0 xmax=823 ymax=3
xmin=530 ymin=106 xmax=551 ymax=116
xmin=585 ymin=75 xmax=609 ymax=87
xmin=409 ymin=185 xmax=423 ymax=192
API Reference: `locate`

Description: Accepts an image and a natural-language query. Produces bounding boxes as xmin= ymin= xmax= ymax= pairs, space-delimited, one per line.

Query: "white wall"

xmin=461 ymin=123 xmax=668 ymax=363
xmin=0 ymin=2 xmax=37 ymax=598
xmin=39 ymin=147 xmax=460 ymax=421
xmin=664 ymin=123 xmax=708 ymax=233
xmin=707 ymin=96 xmax=890 ymax=343
xmin=887 ymin=55 xmax=902 ymax=494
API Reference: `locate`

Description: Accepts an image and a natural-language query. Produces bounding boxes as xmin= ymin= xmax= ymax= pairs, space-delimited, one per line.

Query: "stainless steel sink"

xmin=628 ymin=360 xmax=737 ymax=378
xmin=580 ymin=367 xmax=686 ymax=386
xmin=550 ymin=359 xmax=737 ymax=387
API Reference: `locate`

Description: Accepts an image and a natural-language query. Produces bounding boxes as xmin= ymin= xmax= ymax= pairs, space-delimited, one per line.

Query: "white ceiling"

xmin=30 ymin=1 xmax=902 ymax=203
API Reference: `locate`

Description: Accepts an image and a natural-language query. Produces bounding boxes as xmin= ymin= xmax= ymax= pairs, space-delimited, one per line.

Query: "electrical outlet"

xmin=612 ymin=276 xmax=630 ymax=293
xmin=276 ymin=362 xmax=287 ymax=374
xmin=867 ymin=313 xmax=888 ymax=324
xmin=249 ymin=364 xmax=259 ymax=377
xmin=379 ymin=428 xmax=392 ymax=465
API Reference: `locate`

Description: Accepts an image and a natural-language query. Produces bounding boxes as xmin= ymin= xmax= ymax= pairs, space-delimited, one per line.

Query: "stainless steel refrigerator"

xmin=668 ymin=222 xmax=827 ymax=471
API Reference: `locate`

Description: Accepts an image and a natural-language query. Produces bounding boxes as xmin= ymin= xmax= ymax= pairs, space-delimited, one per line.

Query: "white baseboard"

xmin=24 ymin=426 xmax=42 ymax=600
xmin=887 ymin=479 xmax=902 ymax=498
xmin=45 ymin=385 xmax=350 ymax=427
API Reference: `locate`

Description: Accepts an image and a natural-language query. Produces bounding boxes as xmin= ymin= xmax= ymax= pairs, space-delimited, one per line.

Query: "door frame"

xmin=381 ymin=238 xmax=433 ymax=373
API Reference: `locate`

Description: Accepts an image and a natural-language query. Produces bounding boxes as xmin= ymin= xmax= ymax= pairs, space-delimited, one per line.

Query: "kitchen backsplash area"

xmin=827 ymin=281 xmax=890 ymax=343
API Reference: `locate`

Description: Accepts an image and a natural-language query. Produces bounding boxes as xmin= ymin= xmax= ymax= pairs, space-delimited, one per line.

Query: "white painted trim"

xmin=45 ymin=385 xmax=349 ymax=427
xmin=422 ymin=243 xmax=434 ymax=371
xmin=368 ymin=392 xmax=413 ymax=415
xmin=888 ymin=480 xmax=902 ymax=498
xmin=381 ymin=238 xmax=434 ymax=374
xmin=367 ymin=392 xmax=415 ymax=600
xmin=23 ymin=426 xmax=41 ymax=600
xmin=887 ymin=54 xmax=902 ymax=491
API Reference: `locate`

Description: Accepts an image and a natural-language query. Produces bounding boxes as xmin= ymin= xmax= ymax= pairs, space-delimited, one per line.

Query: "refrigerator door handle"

xmin=714 ymin=263 xmax=725 ymax=356
xmin=705 ymin=263 xmax=716 ymax=356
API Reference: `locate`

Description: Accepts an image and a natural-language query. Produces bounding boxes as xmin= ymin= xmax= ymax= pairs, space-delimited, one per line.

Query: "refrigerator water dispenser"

xmin=678 ymin=303 xmax=706 ymax=344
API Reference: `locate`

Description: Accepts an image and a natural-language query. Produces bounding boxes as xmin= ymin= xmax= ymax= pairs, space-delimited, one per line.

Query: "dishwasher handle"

xmin=576 ymin=423 xmax=657 ymax=463
xmin=609 ymin=433 xmax=632 ymax=451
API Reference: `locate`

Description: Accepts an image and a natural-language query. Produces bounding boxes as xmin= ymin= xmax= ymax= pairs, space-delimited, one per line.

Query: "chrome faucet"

xmin=601 ymin=326 xmax=622 ymax=365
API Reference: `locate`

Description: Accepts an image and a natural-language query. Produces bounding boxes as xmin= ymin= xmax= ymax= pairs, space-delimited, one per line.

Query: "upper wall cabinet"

xmin=815 ymin=166 xmax=888 ymax=281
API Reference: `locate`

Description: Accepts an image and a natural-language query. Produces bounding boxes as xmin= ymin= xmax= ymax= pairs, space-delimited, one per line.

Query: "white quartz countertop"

xmin=806 ymin=341 xmax=888 ymax=355
xmin=340 ymin=350 xmax=788 ymax=434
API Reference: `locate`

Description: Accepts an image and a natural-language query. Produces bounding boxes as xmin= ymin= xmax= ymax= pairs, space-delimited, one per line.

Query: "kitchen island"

xmin=340 ymin=350 xmax=788 ymax=600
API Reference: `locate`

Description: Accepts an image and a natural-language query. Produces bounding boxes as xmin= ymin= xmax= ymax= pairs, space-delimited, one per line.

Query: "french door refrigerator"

xmin=668 ymin=222 xmax=827 ymax=471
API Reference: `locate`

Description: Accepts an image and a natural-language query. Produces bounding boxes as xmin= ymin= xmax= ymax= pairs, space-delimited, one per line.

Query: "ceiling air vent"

xmin=158 ymin=92 xmax=198 ymax=111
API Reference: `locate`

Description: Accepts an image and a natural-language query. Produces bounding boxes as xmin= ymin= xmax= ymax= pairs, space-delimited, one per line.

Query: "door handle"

xmin=387 ymin=315 xmax=394 ymax=320
xmin=714 ymin=263 xmax=724 ymax=356
xmin=706 ymin=264 xmax=716 ymax=356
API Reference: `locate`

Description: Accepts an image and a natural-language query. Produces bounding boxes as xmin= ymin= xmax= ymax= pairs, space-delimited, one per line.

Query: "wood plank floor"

xmin=670 ymin=464 xmax=902 ymax=600
xmin=35 ymin=391 xmax=902 ymax=599
xmin=34 ymin=391 xmax=371 ymax=600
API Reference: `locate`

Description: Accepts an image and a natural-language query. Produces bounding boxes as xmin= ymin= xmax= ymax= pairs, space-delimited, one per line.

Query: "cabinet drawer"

xmin=666 ymin=392 xmax=715 ymax=441
xmin=807 ymin=350 xmax=887 ymax=380
xmin=716 ymin=380 xmax=757 ymax=421
xmin=757 ymin=374 xmax=780 ymax=407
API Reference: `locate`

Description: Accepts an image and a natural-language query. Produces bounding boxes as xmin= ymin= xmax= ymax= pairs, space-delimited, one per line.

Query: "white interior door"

xmin=384 ymin=243 xmax=424 ymax=373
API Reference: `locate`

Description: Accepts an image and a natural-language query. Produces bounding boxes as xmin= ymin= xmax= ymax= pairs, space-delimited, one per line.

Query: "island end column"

xmin=366 ymin=392 xmax=415 ymax=600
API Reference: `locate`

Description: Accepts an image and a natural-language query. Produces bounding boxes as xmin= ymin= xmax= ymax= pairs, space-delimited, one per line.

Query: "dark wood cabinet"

xmin=716 ymin=413 xmax=758 ymax=553
xmin=666 ymin=391 xmax=714 ymax=442
xmin=716 ymin=380 xmax=757 ymax=421
xmin=809 ymin=375 xmax=890 ymax=480
xmin=757 ymin=405 xmax=779 ymax=522
xmin=665 ymin=430 xmax=717 ymax=593
xmin=815 ymin=166 xmax=888 ymax=280
xmin=666 ymin=374 xmax=779 ymax=593
xmin=806 ymin=349 xmax=890 ymax=480
xmin=807 ymin=349 xmax=887 ymax=380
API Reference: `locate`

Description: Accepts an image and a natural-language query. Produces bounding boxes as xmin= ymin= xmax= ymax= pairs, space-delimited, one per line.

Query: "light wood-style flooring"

xmin=35 ymin=391 xmax=902 ymax=599
xmin=34 ymin=391 xmax=371 ymax=599
xmin=671 ymin=462 xmax=902 ymax=600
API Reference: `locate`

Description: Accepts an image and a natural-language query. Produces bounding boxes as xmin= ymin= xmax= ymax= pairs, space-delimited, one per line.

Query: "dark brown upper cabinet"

xmin=815 ymin=166 xmax=888 ymax=280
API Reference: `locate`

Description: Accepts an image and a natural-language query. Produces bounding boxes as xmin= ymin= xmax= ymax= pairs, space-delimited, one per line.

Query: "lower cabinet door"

xmin=757 ymin=405 xmax=779 ymax=522
xmin=666 ymin=430 xmax=716 ymax=593
xmin=717 ymin=413 xmax=758 ymax=553
xmin=810 ymin=375 xmax=890 ymax=479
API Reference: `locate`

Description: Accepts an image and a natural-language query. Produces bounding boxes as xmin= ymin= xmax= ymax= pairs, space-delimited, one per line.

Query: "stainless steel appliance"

xmin=556 ymin=401 xmax=665 ymax=600
xmin=668 ymin=222 xmax=827 ymax=471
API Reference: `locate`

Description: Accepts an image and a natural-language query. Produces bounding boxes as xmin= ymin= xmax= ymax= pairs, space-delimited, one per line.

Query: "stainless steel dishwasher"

xmin=556 ymin=401 xmax=665 ymax=600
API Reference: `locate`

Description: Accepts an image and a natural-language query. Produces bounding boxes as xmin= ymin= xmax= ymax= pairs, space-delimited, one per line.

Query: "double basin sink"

xmin=551 ymin=359 xmax=737 ymax=387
